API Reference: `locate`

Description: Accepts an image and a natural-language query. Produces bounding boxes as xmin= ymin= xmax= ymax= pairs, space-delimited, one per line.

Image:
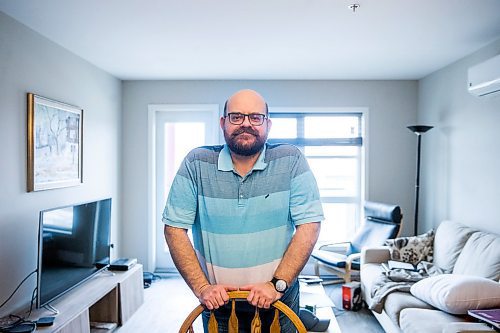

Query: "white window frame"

xmin=269 ymin=107 xmax=368 ymax=240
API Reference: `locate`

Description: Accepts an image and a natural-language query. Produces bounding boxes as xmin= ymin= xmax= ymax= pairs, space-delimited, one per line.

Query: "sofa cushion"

xmin=384 ymin=229 xmax=434 ymax=265
xmin=383 ymin=291 xmax=434 ymax=326
xmin=433 ymin=220 xmax=475 ymax=273
xmin=400 ymin=308 xmax=467 ymax=333
xmin=453 ymin=232 xmax=500 ymax=280
xmin=410 ymin=274 xmax=500 ymax=314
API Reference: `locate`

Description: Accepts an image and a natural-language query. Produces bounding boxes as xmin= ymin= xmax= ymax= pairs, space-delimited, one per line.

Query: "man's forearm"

xmin=274 ymin=222 xmax=321 ymax=284
xmin=164 ymin=225 xmax=209 ymax=297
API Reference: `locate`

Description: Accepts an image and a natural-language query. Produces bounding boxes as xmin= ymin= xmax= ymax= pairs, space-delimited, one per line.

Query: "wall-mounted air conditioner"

xmin=467 ymin=54 xmax=500 ymax=97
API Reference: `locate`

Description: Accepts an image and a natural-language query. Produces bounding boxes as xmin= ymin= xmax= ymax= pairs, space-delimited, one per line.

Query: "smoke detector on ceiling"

xmin=349 ymin=4 xmax=360 ymax=12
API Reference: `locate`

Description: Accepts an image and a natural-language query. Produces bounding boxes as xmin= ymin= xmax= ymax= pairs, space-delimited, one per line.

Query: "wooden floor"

xmin=323 ymin=284 xmax=385 ymax=333
xmin=115 ymin=277 xmax=203 ymax=333
xmin=115 ymin=276 xmax=384 ymax=333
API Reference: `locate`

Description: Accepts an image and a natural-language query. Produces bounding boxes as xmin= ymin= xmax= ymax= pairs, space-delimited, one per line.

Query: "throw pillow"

xmin=384 ymin=229 xmax=434 ymax=265
xmin=432 ymin=220 xmax=475 ymax=273
xmin=410 ymin=274 xmax=500 ymax=315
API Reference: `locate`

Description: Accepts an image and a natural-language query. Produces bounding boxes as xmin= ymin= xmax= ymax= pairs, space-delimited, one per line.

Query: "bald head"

xmin=224 ymin=89 xmax=268 ymax=116
xmin=221 ymin=89 xmax=272 ymax=157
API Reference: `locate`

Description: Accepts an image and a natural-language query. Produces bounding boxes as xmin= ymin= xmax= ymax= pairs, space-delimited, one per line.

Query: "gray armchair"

xmin=311 ymin=201 xmax=402 ymax=283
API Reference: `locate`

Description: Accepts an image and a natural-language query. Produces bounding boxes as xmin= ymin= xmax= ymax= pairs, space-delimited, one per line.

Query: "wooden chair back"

xmin=179 ymin=291 xmax=307 ymax=333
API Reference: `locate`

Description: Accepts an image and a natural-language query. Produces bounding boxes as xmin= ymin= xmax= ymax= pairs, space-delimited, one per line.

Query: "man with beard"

xmin=163 ymin=89 xmax=324 ymax=332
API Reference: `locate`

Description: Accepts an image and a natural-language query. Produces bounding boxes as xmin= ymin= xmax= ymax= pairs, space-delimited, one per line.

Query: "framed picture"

xmin=27 ymin=93 xmax=83 ymax=192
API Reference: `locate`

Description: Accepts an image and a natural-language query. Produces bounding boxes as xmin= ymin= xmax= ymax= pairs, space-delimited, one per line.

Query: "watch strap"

xmin=271 ymin=277 xmax=288 ymax=293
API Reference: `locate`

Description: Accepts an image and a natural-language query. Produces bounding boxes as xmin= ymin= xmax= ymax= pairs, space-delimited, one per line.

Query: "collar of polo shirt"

xmin=218 ymin=144 xmax=268 ymax=172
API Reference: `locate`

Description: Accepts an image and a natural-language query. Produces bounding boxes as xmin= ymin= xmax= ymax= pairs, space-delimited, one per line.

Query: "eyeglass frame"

xmin=225 ymin=112 xmax=268 ymax=126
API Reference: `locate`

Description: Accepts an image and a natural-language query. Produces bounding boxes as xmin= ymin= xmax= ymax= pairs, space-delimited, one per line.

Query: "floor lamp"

xmin=407 ymin=125 xmax=433 ymax=236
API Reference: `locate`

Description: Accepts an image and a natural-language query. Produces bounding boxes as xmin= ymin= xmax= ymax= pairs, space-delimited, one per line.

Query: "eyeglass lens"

xmin=228 ymin=113 xmax=265 ymax=125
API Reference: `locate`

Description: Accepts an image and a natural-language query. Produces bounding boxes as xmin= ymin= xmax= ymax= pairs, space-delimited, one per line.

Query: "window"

xmin=268 ymin=110 xmax=364 ymax=243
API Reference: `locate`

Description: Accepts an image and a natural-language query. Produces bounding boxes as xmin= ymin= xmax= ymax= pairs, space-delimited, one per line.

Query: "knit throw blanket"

xmin=369 ymin=261 xmax=443 ymax=313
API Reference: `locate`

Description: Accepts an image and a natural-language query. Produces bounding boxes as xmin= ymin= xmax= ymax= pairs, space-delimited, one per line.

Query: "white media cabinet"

xmin=32 ymin=264 xmax=144 ymax=333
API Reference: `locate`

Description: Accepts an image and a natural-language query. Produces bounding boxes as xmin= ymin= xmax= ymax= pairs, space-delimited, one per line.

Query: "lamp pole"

xmin=407 ymin=125 xmax=433 ymax=236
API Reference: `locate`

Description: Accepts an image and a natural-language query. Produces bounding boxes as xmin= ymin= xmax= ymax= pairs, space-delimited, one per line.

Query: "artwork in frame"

xmin=27 ymin=93 xmax=83 ymax=192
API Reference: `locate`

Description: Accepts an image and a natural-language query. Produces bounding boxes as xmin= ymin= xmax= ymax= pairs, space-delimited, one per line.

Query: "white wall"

xmin=0 ymin=12 xmax=122 ymax=316
xmin=419 ymin=38 xmax=500 ymax=234
xmin=122 ymin=80 xmax=418 ymax=271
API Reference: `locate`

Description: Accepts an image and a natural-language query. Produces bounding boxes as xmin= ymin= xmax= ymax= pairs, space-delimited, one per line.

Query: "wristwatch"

xmin=270 ymin=277 xmax=288 ymax=293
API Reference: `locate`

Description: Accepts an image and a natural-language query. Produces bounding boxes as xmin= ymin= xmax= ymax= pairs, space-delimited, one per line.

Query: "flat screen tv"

xmin=36 ymin=198 xmax=112 ymax=308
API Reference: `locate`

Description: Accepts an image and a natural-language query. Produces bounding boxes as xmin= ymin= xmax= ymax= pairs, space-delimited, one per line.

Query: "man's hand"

xmin=196 ymin=284 xmax=239 ymax=310
xmin=239 ymin=282 xmax=282 ymax=309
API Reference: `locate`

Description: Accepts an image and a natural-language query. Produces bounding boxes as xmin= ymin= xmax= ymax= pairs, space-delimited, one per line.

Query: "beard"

xmin=224 ymin=126 xmax=267 ymax=156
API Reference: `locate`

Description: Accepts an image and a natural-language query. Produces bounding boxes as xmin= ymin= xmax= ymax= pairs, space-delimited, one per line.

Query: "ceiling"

xmin=1 ymin=0 xmax=500 ymax=80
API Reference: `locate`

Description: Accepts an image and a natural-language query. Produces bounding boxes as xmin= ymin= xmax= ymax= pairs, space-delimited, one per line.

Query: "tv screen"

xmin=36 ymin=198 xmax=112 ymax=308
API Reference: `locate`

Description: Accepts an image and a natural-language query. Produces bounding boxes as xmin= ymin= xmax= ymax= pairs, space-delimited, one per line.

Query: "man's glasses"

xmin=226 ymin=113 xmax=267 ymax=126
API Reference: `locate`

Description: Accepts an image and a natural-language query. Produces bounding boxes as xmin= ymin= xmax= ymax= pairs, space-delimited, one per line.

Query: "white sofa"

xmin=360 ymin=220 xmax=500 ymax=333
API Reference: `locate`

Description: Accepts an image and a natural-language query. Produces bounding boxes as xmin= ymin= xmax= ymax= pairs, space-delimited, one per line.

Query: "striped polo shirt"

xmin=162 ymin=143 xmax=324 ymax=286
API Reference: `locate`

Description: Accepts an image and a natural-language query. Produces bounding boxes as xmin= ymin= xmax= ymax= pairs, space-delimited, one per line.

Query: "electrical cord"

xmin=25 ymin=288 xmax=37 ymax=319
xmin=0 ymin=270 xmax=37 ymax=310
xmin=0 ymin=315 xmax=37 ymax=333
xmin=0 ymin=289 xmax=38 ymax=333
xmin=0 ymin=315 xmax=23 ymax=330
xmin=0 ymin=270 xmax=38 ymax=333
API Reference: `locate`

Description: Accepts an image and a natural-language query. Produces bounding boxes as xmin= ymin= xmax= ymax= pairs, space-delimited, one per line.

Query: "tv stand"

xmin=32 ymin=264 xmax=144 ymax=333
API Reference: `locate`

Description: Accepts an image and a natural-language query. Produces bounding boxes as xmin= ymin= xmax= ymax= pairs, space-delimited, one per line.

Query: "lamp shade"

xmin=407 ymin=125 xmax=433 ymax=134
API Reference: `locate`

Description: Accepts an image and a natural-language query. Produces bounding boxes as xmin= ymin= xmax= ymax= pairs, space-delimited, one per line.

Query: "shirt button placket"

xmin=238 ymin=179 xmax=245 ymax=206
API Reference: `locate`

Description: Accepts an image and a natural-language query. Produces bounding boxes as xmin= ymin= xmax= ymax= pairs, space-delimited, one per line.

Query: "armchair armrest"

xmin=346 ymin=253 xmax=361 ymax=270
xmin=361 ymin=246 xmax=391 ymax=265
xmin=442 ymin=322 xmax=496 ymax=333
xmin=343 ymin=253 xmax=362 ymax=283
xmin=317 ymin=241 xmax=350 ymax=253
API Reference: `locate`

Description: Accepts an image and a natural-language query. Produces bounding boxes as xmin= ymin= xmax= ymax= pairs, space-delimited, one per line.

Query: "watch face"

xmin=275 ymin=279 xmax=287 ymax=292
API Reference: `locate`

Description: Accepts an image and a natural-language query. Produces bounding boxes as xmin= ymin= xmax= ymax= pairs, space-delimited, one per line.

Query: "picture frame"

xmin=27 ymin=93 xmax=83 ymax=192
